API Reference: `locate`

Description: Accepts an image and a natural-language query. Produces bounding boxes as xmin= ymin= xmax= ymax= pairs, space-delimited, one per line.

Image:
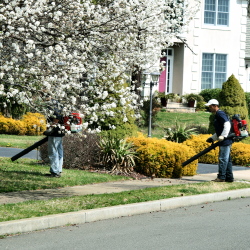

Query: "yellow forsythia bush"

xmin=0 ymin=115 xmax=27 ymax=135
xmin=183 ymin=134 xmax=219 ymax=164
xmin=22 ymin=112 xmax=46 ymax=135
xmin=0 ymin=112 xmax=46 ymax=135
xmin=184 ymin=134 xmax=250 ymax=166
xmin=127 ymin=133 xmax=198 ymax=178
xmin=231 ymin=142 xmax=250 ymax=166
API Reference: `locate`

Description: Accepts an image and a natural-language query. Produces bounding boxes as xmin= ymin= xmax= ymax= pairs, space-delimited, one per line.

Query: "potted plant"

xmin=183 ymin=93 xmax=204 ymax=107
xmin=165 ymin=93 xmax=176 ymax=101
xmin=157 ymin=91 xmax=167 ymax=107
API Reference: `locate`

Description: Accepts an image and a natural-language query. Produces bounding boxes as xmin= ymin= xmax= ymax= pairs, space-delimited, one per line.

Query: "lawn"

xmin=0 ymin=158 xmax=130 ymax=193
xmin=0 ymin=134 xmax=43 ymax=149
xmin=139 ymin=111 xmax=211 ymax=138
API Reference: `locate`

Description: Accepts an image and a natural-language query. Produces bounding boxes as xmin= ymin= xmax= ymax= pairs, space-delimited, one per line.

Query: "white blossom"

xmin=0 ymin=0 xmax=200 ymax=131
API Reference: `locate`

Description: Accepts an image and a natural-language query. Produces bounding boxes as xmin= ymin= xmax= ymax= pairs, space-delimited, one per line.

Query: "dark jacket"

xmin=49 ymin=126 xmax=65 ymax=137
xmin=214 ymin=110 xmax=233 ymax=146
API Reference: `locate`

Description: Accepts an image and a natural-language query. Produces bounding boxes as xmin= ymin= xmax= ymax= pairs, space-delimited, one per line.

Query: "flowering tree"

xmin=0 ymin=0 xmax=200 ymax=131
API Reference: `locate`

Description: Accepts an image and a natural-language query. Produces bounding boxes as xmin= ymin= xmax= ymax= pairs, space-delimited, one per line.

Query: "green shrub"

xmin=219 ymin=74 xmax=248 ymax=120
xmin=183 ymin=93 xmax=204 ymax=102
xmin=245 ymin=92 xmax=250 ymax=118
xmin=199 ymin=88 xmax=221 ymax=102
xmin=138 ymin=97 xmax=161 ymax=127
xmin=187 ymin=124 xmax=209 ymax=134
xmin=100 ymin=110 xmax=138 ymax=140
xmin=196 ymin=101 xmax=206 ymax=111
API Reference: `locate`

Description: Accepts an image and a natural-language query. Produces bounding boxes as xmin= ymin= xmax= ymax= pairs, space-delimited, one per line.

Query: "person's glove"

xmin=218 ymin=136 xmax=224 ymax=141
xmin=206 ymin=137 xmax=214 ymax=143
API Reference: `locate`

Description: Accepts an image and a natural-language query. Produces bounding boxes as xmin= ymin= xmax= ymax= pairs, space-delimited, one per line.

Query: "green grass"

xmin=156 ymin=111 xmax=210 ymax=126
xmin=0 ymin=158 xmax=130 ymax=193
xmin=1 ymin=181 xmax=250 ymax=222
xmin=0 ymin=134 xmax=43 ymax=148
xmin=140 ymin=111 xmax=211 ymax=138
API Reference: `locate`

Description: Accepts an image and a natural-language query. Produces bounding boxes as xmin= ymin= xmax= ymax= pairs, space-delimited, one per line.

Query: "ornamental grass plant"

xmin=163 ymin=118 xmax=198 ymax=143
xmin=98 ymin=136 xmax=138 ymax=174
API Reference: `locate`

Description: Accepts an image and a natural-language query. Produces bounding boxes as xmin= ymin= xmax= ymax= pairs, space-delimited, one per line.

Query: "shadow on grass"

xmin=0 ymin=169 xmax=46 ymax=176
xmin=0 ymin=168 xmax=63 ymax=193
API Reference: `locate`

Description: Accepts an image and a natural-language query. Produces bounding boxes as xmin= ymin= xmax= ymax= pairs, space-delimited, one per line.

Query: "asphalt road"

xmin=0 ymin=147 xmax=40 ymax=160
xmin=1 ymin=197 xmax=250 ymax=250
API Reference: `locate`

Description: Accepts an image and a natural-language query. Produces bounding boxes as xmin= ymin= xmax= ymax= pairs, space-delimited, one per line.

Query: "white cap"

xmin=204 ymin=99 xmax=219 ymax=106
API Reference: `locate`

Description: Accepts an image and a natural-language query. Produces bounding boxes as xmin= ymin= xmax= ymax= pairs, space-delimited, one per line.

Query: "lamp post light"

xmin=142 ymin=72 xmax=160 ymax=137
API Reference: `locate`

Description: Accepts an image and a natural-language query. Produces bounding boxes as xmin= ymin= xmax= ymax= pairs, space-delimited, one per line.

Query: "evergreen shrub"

xmin=127 ymin=133 xmax=198 ymax=178
xmin=139 ymin=97 xmax=161 ymax=127
xmin=245 ymin=92 xmax=250 ymax=118
xmin=219 ymin=74 xmax=248 ymax=120
xmin=199 ymin=88 xmax=221 ymax=102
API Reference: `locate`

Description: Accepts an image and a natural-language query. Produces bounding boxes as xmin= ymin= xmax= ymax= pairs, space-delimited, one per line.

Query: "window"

xmin=204 ymin=0 xmax=229 ymax=26
xmin=201 ymin=53 xmax=227 ymax=89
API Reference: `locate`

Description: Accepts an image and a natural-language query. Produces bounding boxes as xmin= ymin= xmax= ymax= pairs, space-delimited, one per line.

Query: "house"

xmin=146 ymin=0 xmax=249 ymax=97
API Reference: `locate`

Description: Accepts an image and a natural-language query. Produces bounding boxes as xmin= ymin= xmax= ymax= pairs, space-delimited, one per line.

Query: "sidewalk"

xmin=1 ymin=164 xmax=250 ymax=235
xmin=1 ymin=163 xmax=250 ymax=205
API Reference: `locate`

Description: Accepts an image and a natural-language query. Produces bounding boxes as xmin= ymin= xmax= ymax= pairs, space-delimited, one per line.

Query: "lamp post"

xmin=142 ymin=72 xmax=160 ymax=137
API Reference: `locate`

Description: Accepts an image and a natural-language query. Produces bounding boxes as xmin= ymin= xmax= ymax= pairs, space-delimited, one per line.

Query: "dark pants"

xmin=218 ymin=145 xmax=233 ymax=181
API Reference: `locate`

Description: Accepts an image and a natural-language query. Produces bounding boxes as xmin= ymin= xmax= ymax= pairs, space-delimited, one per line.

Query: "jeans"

xmin=218 ymin=145 xmax=233 ymax=181
xmin=48 ymin=136 xmax=63 ymax=175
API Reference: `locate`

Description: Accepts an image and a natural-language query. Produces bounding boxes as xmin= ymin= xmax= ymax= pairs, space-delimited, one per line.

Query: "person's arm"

xmin=221 ymin=121 xmax=231 ymax=137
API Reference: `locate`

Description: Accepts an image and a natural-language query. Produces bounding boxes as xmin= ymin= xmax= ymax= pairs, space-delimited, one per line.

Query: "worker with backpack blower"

xmin=205 ymin=99 xmax=234 ymax=182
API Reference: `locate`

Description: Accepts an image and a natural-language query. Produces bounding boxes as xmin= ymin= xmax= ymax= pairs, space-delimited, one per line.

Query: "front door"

xmin=159 ymin=49 xmax=173 ymax=94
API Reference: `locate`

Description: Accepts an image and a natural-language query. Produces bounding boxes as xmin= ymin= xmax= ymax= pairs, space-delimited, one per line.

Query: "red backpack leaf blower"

xmin=11 ymin=113 xmax=83 ymax=161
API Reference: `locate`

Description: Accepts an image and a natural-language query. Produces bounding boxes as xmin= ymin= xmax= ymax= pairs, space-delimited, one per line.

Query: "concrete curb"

xmin=1 ymin=188 xmax=250 ymax=235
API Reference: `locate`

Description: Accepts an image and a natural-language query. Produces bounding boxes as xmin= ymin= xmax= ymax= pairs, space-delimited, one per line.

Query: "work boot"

xmin=225 ymin=179 xmax=234 ymax=182
xmin=212 ymin=178 xmax=225 ymax=182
